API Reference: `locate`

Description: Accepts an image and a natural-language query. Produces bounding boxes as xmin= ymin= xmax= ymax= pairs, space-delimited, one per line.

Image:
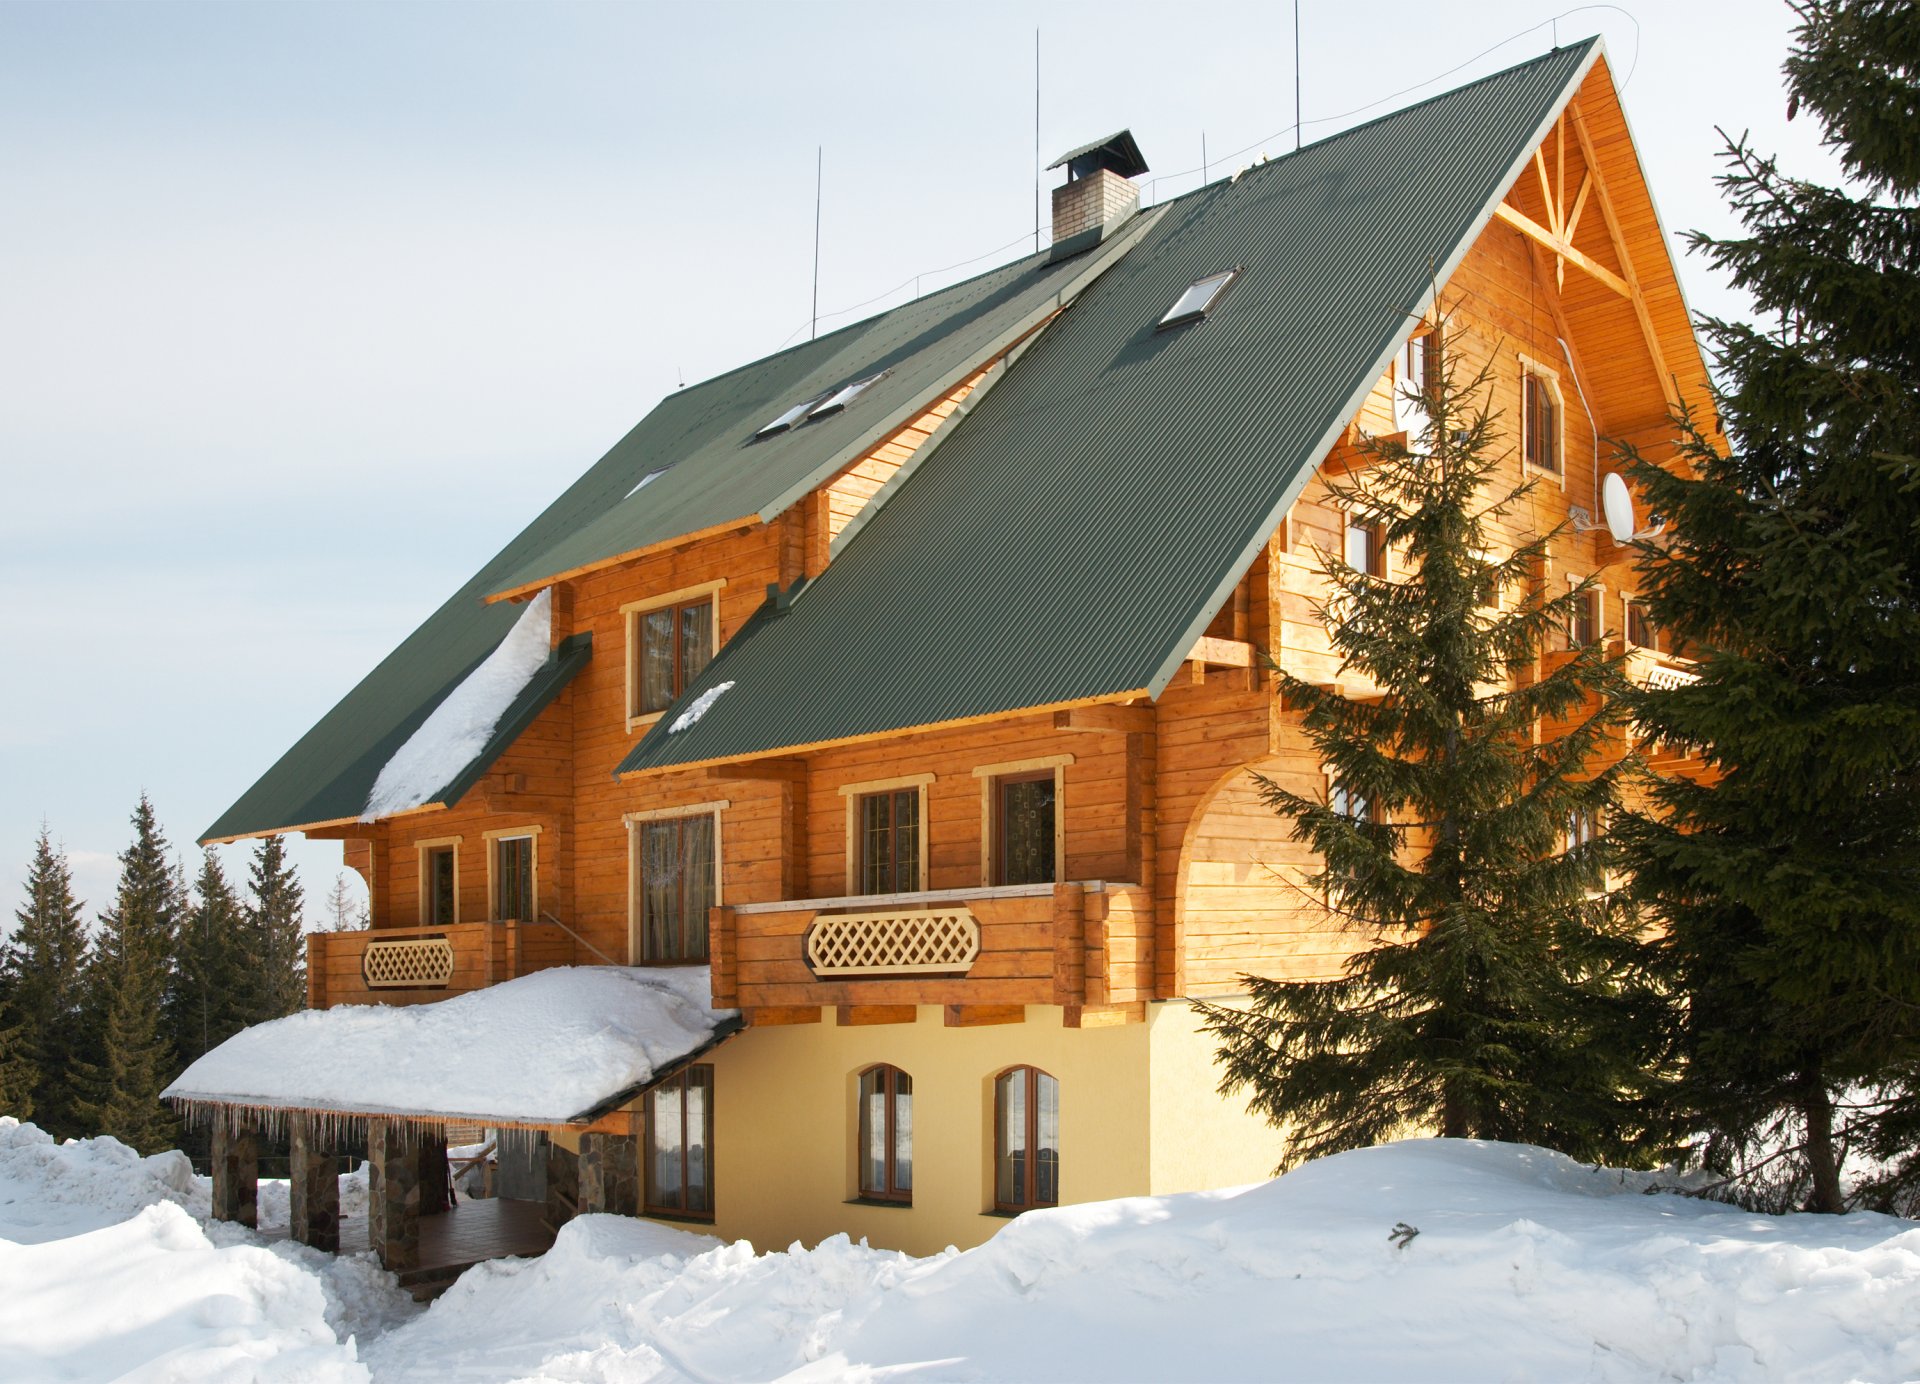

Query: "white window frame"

xmin=623 ymin=579 xmax=727 ymax=733
xmin=482 ymin=824 xmax=541 ymax=922
xmin=972 ymin=755 xmax=1074 ymax=887
xmin=624 ymin=801 xmax=729 ymax=965
xmin=1517 ymin=354 xmax=1567 ymax=487
xmin=416 ymin=835 xmax=462 ymax=927
xmin=839 ymin=774 xmax=935 ymax=895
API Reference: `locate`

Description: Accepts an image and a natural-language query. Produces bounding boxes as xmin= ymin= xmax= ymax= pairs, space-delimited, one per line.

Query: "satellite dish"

xmin=1601 ymin=472 xmax=1638 ymax=543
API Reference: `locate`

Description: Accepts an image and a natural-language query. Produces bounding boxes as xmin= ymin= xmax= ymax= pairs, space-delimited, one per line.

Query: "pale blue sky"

xmin=1 ymin=0 xmax=1832 ymax=922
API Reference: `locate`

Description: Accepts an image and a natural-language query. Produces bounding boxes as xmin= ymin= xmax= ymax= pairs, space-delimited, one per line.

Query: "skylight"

xmin=806 ymin=371 xmax=887 ymax=419
xmin=754 ymin=396 xmax=823 ymax=438
xmin=1157 ymin=268 xmax=1240 ymax=330
xmin=624 ymin=468 xmax=667 ymax=499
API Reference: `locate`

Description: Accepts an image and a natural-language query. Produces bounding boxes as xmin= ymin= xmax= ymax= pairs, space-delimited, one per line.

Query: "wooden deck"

xmin=271 ymin=1196 xmax=556 ymax=1297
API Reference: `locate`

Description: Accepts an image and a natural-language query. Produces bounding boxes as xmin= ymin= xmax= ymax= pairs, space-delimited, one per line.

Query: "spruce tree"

xmin=1614 ymin=0 xmax=1920 ymax=1213
xmin=169 ymin=851 xmax=249 ymax=1067
xmin=68 ymin=796 xmax=182 ymax=1152
xmin=4 ymin=828 xmax=88 ymax=1133
xmin=1199 ymin=324 xmax=1659 ymax=1168
xmin=240 ymin=836 xmax=307 ymax=1024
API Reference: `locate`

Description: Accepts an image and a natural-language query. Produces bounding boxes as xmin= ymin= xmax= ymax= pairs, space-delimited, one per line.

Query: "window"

xmin=1403 ymin=331 xmax=1438 ymax=398
xmin=634 ymin=813 xmax=718 ymax=962
xmin=421 ymin=842 xmax=457 ymax=926
xmin=755 ymin=395 xmax=825 ymax=438
xmin=993 ymin=773 xmax=1057 ymax=886
xmin=858 ymin=1065 xmax=913 ymax=1203
xmin=633 ymin=597 xmax=714 ymax=717
xmin=1567 ymin=583 xmax=1600 ymax=648
xmin=807 ymin=371 xmax=886 ymax=419
xmin=490 ymin=833 xmax=535 ymax=922
xmin=1522 ymin=368 xmax=1560 ymax=474
xmin=1329 ymin=779 xmax=1374 ymax=823
xmin=645 ymin=1065 xmax=714 ymax=1218
xmin=1625 ymin=597 xmax=1657 ymax=650
xmin=1344 ymin=517 xmax=1385 ymax=578
xmin=1157 ymin=268 xmax=1240 ymax=329
xmin=858 ymin=790 xmax=921 ymax=894
xmin=1567 ymin=807 xmax=1601 ymax=853
xmin=994 ymin=1066 xmax=1059 ymax=1212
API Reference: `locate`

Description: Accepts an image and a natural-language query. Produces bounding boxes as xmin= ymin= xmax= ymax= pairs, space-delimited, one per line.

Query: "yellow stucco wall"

xmin=1145 ymin=998 xmax=1289 ymax=1194
xmin=612 ymin=1001 xmax=1287 ymax=1257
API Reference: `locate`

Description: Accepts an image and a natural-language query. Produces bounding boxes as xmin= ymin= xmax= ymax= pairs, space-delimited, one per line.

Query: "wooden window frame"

xmin=839 ymin=774 xmax=933 ymax=895
xmin=1342 ymin=512 xmax=1387 ymax=579
xmin=623 ymin=580 xmax=726 ymax=732
xmin=1394 ymin=328 xmax=1439 ymax=437
xmin=416 ymin=836 xmax=461 ymax=927
xmin=643 ymin=1064 xmax=715 ymax=1221
xmin=1518 ymin=355 xmax=1566 ymax=485
xmin=1622 ymin=594 xmax=1657 ymax=651
xmin=1565 ymin=575 xmax=1601 ymax=648
xmin=483 ymin=825 xmax=541 ymax=923
xmin=992 ymin=1065 xmax=1060 ymax=1214
xmin=625 ymin=802 xmax=728 ymax=966
xmin=856 ymin=1064 xmax=913 ymax=1204
xmin=972 ymin=755 xmax=1073 ymax=887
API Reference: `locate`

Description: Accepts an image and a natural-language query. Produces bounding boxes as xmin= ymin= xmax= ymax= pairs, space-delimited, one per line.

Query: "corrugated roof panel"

xmin=619 ymin=41 xmax=1600 ymax=776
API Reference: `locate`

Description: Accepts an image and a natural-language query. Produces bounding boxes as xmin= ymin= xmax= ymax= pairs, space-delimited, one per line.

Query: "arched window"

xmin=994 ymin=1066 xmax=1059 ymax=1212
xmin=857 ymin=1065 xmax=913 ymax=1202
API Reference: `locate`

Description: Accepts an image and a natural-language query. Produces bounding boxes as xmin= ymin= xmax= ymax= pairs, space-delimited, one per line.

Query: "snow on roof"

xmin=668 ymin=680 xmax=734 ymax=734
xmin=162 ymin=966 xmax=739 ymax=1126
xmin=361 ymin=588 xmax=554 ymax=822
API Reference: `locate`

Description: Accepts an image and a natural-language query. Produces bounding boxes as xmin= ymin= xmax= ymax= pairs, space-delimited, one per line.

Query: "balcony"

xmin=1620 ymin=642 xmax=1698 ymax=692
xmin=308 ymin=918 xmax=581 ymax=1008
xmin=710 ymin=881 xmax=1152 ymax=1025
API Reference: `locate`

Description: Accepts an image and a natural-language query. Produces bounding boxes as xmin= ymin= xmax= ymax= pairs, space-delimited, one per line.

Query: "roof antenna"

xmin=1034 ymin=28 xmax=1041 ymax=252
xmin=1202 ymin=131 xmax=1208 ymax=185
xmin=1294 ymin=0 xmax=1303 ymax=150
xmin=810 ymin=146 xmax=822 ymax=341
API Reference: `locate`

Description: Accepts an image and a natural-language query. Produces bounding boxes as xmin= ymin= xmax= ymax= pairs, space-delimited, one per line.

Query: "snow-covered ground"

xmin=1 ymin=1116 xmax=1915 ymax=1382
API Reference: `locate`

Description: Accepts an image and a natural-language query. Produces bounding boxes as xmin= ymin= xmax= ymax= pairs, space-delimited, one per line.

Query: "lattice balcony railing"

xmin=1641 ymin=661 xmax=1699 ymax=692
xmin=805 ymin=907 xmax=981 ymax=976
xmin=361 ymin=936 xmax=456 ymax=989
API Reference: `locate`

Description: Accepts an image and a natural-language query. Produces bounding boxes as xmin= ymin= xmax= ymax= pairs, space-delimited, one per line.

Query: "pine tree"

xmin=68 ymin=796 xmax=183 ymax=1152
xmin=1199 ymin=322 xmax=1661 ymax=1168
xmin=169 ymin=852 xmax=249 ymax=1067
xmin=4 ymin=828 xmax=88 ymax=1133
xmin=0 ymin=1018 xmax=36 ymax=1124
xmin=323 ymin=872 xmax=369 ymax=931
xmin=240 ymin=836 xmax=306 ymax=1024
xmin=1614 ymin=0 xmax=1920 ymax=1213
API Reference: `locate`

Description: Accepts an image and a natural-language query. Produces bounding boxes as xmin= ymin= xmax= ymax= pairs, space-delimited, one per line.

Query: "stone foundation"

xmin=210 ymin=1120 xmax=259 ymax=1228
xmin=368 ymin=1118 xmax=422 ymax=1272
xmin=288 ymin=1113 xmax=340 ymax=1252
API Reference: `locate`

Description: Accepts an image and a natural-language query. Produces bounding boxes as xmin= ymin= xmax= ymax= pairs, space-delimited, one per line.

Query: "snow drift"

xmin=163 ymin=965 xmax=738 ymax=1125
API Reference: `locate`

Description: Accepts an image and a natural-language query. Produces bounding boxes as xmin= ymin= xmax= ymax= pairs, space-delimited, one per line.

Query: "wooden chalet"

xmin=172 ymin=39 xmax=1711 ymax=1272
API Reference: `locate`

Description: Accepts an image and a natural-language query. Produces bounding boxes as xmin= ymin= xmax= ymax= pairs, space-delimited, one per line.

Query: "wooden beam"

xmin=836 ymin=1004 xmax=917 ymax=1026
xmin=944 ymin=1004 xmax=1025 ymax=1028
xmin=1053 ymin=704 xmax=1155 ymax=735
xmin=1493 ymin=202 xmax=1630 ymax=298
xmin=747 ymin=1005 xmax=822 ymax=1026
xmin=1533 ymin=147 xmax=1558 ymax=234
xmin=1189 ymin=635 xmax=1255 ymax=667
xmin=1564 ymin=169 xmax=1592 ymax=247
xmin=1064 ymin=1003 xmax=1146 ymax=1029
xmin=1567 ymin=100 xmax=1682 ymax=412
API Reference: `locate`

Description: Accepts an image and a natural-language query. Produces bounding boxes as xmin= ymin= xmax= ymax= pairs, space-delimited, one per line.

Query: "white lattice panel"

xmin=1643 ymin=663 xmax=1699 ymax=692
xmin=805 ymin=908 xmax=980 ymax=976
xmin=362 ymin=937 xmax=455 ymax=989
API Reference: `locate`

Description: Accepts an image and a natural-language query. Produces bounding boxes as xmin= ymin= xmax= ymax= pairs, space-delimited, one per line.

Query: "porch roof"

xmin=161 ymin=966 xmax=739 ymax=1128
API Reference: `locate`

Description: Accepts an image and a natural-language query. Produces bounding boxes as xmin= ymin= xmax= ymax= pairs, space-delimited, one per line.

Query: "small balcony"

xmin=1619 ymin=642 xmax=1698 ymax=692
xmin=308 ymin=918 xmax=581 ymax=1008
xmin=710 ymin=881 xmax=1152 ymax=1025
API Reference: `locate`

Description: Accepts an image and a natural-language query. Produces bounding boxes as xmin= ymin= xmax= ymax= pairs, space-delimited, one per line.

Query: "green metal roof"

xmin=201 ymin=233 xmax=1143 ymax=842
xmin=619 ymin=41 xmax=1601 ymax=776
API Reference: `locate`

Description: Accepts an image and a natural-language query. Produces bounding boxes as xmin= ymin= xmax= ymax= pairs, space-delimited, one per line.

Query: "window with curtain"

xmin=857 ymin=1065 xmax=913 ymax=1203
xmin=1343 ymin=517 xmax=1384 ymax=578
xmin=1523 ymin=371 xmax=1560 ymax=473
xmin=858 ymin=790 xmax=919 ymax=894
xmin=1625 ymin=598 xmax=1658 ymax=651
xmin=634 ymin=597 xmax=715 ymax=716
xmin=994 ymin=1066 xmax=1059 ymax=1212
xmin=492 ymin=836 xmax=533 ymax=921
xmin=636 ymin=814 xmax=715 ymax=962
xmin=644 ymin=1065 xmax=713 ymax=1218
xmin=1329 ymin=779 xmax=1374 ymax=823
xmin=994 ymin=773 xmax=1056 ymax=886
xmin=424 ymin=846 xmax=455 ymax=926
xmin=1567 ymin=585 xmax=1600 ymax=648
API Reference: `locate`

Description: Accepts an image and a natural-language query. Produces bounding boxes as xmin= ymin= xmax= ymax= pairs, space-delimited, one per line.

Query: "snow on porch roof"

xmin=162 ymin=966 xmax=741 ymax=1128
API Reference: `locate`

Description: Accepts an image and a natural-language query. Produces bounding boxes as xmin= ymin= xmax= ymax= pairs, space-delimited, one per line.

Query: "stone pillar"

xmin=544 ymin=1141 xmax=579 ymax=1232
xmin=578 ymin=1132 xmax=640 ymax=1217
xmin=288 ymin=1114 xmax=340 ymax=1252
xmin=367 ymin=1118 xmax=421 ymax=1272
xmin=210 ymin=1117 xmax=259 ymax=1228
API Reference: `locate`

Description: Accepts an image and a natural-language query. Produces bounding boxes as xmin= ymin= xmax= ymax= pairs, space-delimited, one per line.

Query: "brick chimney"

xmin=1048 ymin=130 xmax=1149 ymax=244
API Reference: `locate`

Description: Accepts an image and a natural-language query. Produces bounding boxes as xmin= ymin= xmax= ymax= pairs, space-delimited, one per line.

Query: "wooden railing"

xmin=307 ymin=918 xmax=578 ymax=1009
xmin=709 ymin=881 xmax=1152 ymax=1023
